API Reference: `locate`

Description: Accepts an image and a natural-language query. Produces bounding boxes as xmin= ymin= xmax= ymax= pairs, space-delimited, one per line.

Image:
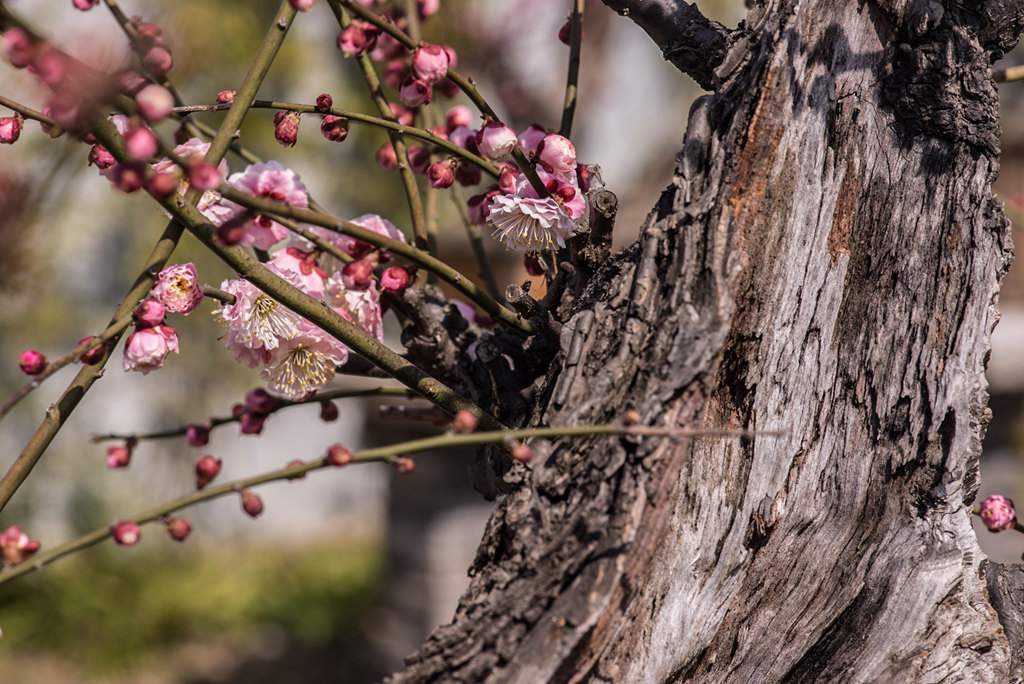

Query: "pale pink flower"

xmin=268 ymin=249 xmax=326 ymax=300
xmin=225 ymin=161 xmax=309 ymax=250
xmin=399 ymin=76 xmax=432 ymax=108
xmin=445 ymin=105 xmax=473 ymax=132
xmin=325 ymin=273 xmax=384 ymax=341
xmin=1 ymin=525 xmax=40 ymax=567
xmin=215 ymin=279 xmax=301 ymax=365
xmin=488 ymin=176 xmax=576 ymax=250
xmin=312 ymin=213 xmax=405 ymax=269
xmin=151 ymin=262 xmax=203 ymax=314
xmin=261 ymin=320 xmax=349 ymax=399
xmin=517 ymin=124 xmax=547 ymax=157
xmin=123 ymin=324 xmax=179 ymax=374
xmin=135 ymin=83 xmax=174 ymax=122
xmin=152 ymin=138 xmax=232 ymax=225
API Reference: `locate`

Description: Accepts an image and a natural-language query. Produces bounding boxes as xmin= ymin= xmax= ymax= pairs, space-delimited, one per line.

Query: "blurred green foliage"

xmin=0 ymin=536 xmax=381 ymax=675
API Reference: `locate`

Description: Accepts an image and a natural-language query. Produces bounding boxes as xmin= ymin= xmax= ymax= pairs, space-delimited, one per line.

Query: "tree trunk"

xmin=389 ymin=0 xmax=1024 ymax=681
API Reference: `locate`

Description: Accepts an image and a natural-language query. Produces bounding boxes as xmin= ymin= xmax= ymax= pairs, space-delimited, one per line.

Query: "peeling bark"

xmin=386 ymin=0 xmax=1024 ymax=681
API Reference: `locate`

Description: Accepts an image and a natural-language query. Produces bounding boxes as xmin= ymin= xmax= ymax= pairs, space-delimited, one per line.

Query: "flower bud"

xmin=146 ymin=171 xmax=179 ymax=200
xmin=78 ymin=336 xmax=108 ymax=365
xmin=290 ymin=0 xmax=315 ymax=10
xmin=0 ymin=116 xmax=22 ymax=145
xmin=106 ymin=443 xmax=132 ymax=468
xmin=2 ymin=28 xmax=36 ymax=69
xmin=315 ymin=92 xmax=333 ymax=112
xmin=380 ymin=266 xmax=412 ymax=294
xmin=239 ymin=412 xmax=266 ymax=435
xmin=399 ymin=76 xmax=432 ymax=108
xmin=417 ymin=0 xmax=440 ymax=18
xmin=133 ymin=20 xmax=165 ymax=48
xmin=18 ymin=349 xmax=46 ymax=375
xmin=517 ymin=124 xmax=547 ymax=157
xmin=123 ymin=324 xmax=178 ymax=374
xmin=408 ymin=146 xmax=432 ymax=174
xmin=376 ymin=143 xmax=398 ymax=171
xmin=476 ymin=121 xmax=517 ymax=160
xmin=337 ymin=23 xmax=375 ymax=57
xmin=215 ymin=90 xmax=236 ymax=104
xmin=622 ymin=409 xmax=642 ymax=426
xmin=134 ymin=299 xmax=166 ymax=328
xmin=189 ymin=161 xmax=221 ymax=190
xmin=557 ymin=18 xmax=582 ymax=46
xmin=466 ymin=191 xmax=497 ymax=225
xmin=273 ymin=110 xmax=300 ymax=147
xmin=445 ymin=105 xmax=473 ymax=132
xmin=342 ymin=258 xmax=376 ymax=291
xmin=142 ymin=46 xmax=173 ymax=77
xmin=511 ymin=442 xmax=532 ymax=463
xmin=326 ymin=444 xmax=352 ymax=467
xmin=395 ymin=456 xmax=416 ymax=473
xmin=452 ymin=410 xmax=478 ymax=434
xmin=240 ymin=489 xmax=264 ymax=518
xmin=979 ymin=495 xmax=1017 ymax=532
xmin=426 ymin=160 xmax=455 ymax=189
xmin=454 ymin=162 xmax=482 ymax=187
xmin=110 ymin=520 xmax=141 ymax=546
xmin=216 ymin=213 xmax=249 ymax=246
xmin=111 ymin=162 xmax=145 ymax=193
xmin=412 ymin=44 xmax=450 ymax=84
xmin=319 ymin=400 xmax=339 ymax=422
xmin=186 ymin=424 xmax=211 ymax=447
xmin=286 ymin=459 xmax=307 ymax=480
xmin=1 ymin=525 xmax=40 ymax=567
xmin=320 ymin=115 xmax=350 ymax=142
xmin=194 ymin=454 xmax=222 ymax=489
xmin=523 ymin=252 xmax=545 ymax=276
xmin=164 ymin=517 xmax=192 ymax=541
xmin=537 ymin=133 xmax=577 ymax=175
xmin=498 ymin=168 xmax=518 ymax=194
xmin=245 ymin=388 xmax=277 ymax=414
xmin=135 ymin=84 xmax=174 ymax=122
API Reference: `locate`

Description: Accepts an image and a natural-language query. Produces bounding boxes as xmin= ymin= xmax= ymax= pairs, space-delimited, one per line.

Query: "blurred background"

xmin=0 ymin=1 xmax=1021 ymax=682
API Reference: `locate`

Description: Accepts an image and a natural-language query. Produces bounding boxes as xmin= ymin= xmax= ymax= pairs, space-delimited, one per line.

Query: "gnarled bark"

xmin=388 ymin=0 xmax=1024 ymax=681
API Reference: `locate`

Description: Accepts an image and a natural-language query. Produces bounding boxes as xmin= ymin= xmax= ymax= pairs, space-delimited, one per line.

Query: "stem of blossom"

xmin=450 ymin=185 xmax=502 ymax=300
xmin=0 ymin=95 xmax=59 ymax=131
xmin=560 ymin=0 xmax=585 ymax=138
xmin=332 ymin=5 xmax=429 ymax=252
xmin=163 ymin=197 xmax=505 ymax=430
xmin=333 ymin=0 xmax=551 ymax=199
xmin=0 ymin=2 xmax=298 ymax=515
xmin=216 ymin=186 xmax=534 ymax=334
xmin=993 ymin=65 xmax=1024 ymax=82
xmin=91 ymin=386 xmax=418 ymax=443
xmin=0 ymin=422 xmax=780 ymax=584
xmin=0 ymin=314 xmax=134 ymax=421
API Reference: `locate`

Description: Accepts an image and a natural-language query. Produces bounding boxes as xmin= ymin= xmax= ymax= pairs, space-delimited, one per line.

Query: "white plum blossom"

xmin=261 ymin=320 xmax=349 ymax=400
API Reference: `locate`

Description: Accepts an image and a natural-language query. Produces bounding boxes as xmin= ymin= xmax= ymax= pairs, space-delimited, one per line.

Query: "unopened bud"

xmin=215 ymin=90 xmax=236 ymax=104
xmin=239 ymin=412 xmax=266 ymax=435
xmin=186 ymin=424 xmax=211 ymax=447
xmin=286 ymin=459 xmax=307 ymax=480
xmin=412 ymin=44 xmax=450 ymax=84
xmin=142 ymin=46 xmax=173 ymax=77
xmin=326 ymin=444 xmax=353 ymax=467
xmin=399 ymin=76 xmax=432 ymax=108
xmin=979 ymin=495 xmax=1017 ymax=532
xmin=452 ymin=410 xmax=478 ymax=434
xmin=320 ymin=115 xmax=349 ymax=142
xmin=240 ymin=488 xmax=263 ymax=518
xmin=189 ymin=161 xmax=221 ymax=191
xmin=342 ymin=258 xmax=376 ymax=291
xmin=315 ymin=92 xmax=333 ymax=112
xmin=0 ymin=116 xmax=22 ymax=145
xmin=106 ymin=443 xmax=132 ymax=469
xmin=164 ymin=517 xmax=192 ymax=541
xmin=194 ymin=454 xmax=222 ymax=489
xmin=319 ymin=401 xmax=339 ymax=422
xmin=395 ymin=456 xmax=416 ymax=473
xmin=273 ymin=110 xmax=300 ymax=147
xmin=136 ymin=84 xmax=174 ymax=122
xmin=134 ymin=298 xmax=166 ymax=328
xmin=146 ymin=171 xmax=179 ymax=200
xmin=18 ymin=349 xmax=46 ymax=375
xmin=376 ymin=143 xmax=398 ymax=171
xmin=78 ymin=336 xmax=108 ymax=365
xmin=426 ymin=160 xmax=455 ymax=189
xmin=110 ymin=520 xmax=141 ymax=546
xmin=510 ymin=442 xmax=532 ymax=463
xmin=380 ymin=266 xmax=412 ymax=294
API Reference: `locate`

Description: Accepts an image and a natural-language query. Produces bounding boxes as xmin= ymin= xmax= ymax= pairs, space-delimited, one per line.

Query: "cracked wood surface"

xmin=386 ymin=0 xmax=1024 ymax=681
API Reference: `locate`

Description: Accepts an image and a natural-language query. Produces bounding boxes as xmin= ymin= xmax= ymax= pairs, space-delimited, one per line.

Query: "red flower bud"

xmin=142 ymin=46 xmax=173 ymax=77
xmin=395 ymin=456 xmax=416 ymax=473
xmin=452 ymin=410 xmax=478 ymax=434
xmin=511 ymin=443 xmax=532 ymax=463
xmin=194 ymin=455 xmax=222 ymax=489
xmin=110 ymin=520 xmax=141 ymax=546
xmin=320 ymin=115 xmax=350 ymax=142
xmin=315 ymin=92 xmax=333 ymax=112
xmin=326 ymin=444 xmax=352 ymax=467
xmin=18 ymin=349 xmax=46 ymax=375
xmin=380 ymin=266 xmax=412 ymax=294
xmin=240 ymin=489 xmax=263 ymax=518
xmin=273 ymin=110 xmax=300 ymax=147
xmin=164 ymin=517 xmax=192 ymax=541
xmin=319 ymin=401 xmax=339 ymax=422
xmin=342 ymin=258 xmax=376 ymax=291
xmin=106 ymin=443 xmax=132 ymax=469
xmin=78 ymin=336 xmax=108 ymax=365
xmin=186 ymin=424 xmax=211 ymax=447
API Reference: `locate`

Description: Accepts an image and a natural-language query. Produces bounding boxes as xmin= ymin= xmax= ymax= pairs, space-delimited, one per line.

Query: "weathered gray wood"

xmin=385 ymin=0 xmax=1024 ymax=681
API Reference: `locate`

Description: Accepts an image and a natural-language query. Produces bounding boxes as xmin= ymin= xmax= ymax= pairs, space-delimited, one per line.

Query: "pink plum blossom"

xmin=134 ymin=299 xmax=166 ymax=327
xmin=325 ymin=274 xmax=384 ymax=342
xmin=215 ymin=279 xmax=300 ymax=365
xmin=313 ymin=213 xmax=405 ymax=263
xmin=2 ymin=28 xmax=36 ymax=69
xmin=979 ymin=495 xmax=1017 ymax=532
xmin=517 ymin=124 xmax=547 ymax=157
xmin=111 ymin=521 xmax=141 ymax=546
xmin=261 ymin=319 xmax=350 ymax=399
xmin=537 ymin=133 xmax=577 ymax=175
xmin=268 ymin=249 xmax=326 ymax=300
xmin=225 ymin=161 xmax=309 ymax=250
xmin=123 ymin=324 xmax=179 ymax=374
xmin=399 ymin=76 xmax=432 ymax=108
xmin=135 ymin=84 xmax=174 ymax=122
xmin=151 ymin=263 xmax=203 ymax=314
xmin=487 ymin=175 xmax=576 ymax=251
xmin=0 ymin=116 xmax=22 ymax=144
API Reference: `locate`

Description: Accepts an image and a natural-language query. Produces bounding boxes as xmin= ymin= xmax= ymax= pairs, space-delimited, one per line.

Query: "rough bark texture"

xmin=388 ymin=0 xmax=1024 ymax=681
